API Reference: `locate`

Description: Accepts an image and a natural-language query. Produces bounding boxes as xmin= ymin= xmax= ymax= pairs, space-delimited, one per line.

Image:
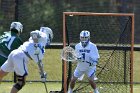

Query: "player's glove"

xmin=77 ymin=56 xmax=83 ymax=62
xmin=89 ymin=57 xmax=98 ymax=66
xmin=40 ymin=72 xmax=47 ymax=83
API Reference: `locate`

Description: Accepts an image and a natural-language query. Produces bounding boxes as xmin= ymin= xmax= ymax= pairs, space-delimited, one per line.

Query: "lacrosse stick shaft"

xmin=44 ymin=82 xmax=48 ymax=93
xmin=36 ymin=54 xmax=44 ymax=74
xmin=97 ymin=65 xmax=109 ymax=71
xmin=36 ymin=54 xmax=48 ymax=93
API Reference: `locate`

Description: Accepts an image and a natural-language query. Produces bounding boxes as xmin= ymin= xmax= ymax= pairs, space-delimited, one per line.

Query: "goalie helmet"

xmin=10 ymin=22 xmax=23 ymax=34
xmin=80 ymin=30 xmax=90 ymax=47
xmin=40 ymin=27 xmax=53 ymax=41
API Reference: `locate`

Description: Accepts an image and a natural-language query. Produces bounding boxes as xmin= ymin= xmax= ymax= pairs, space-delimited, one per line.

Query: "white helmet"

xmin=40 ymin=27 xmax=53 ymax=41
xmin=10 ymin=22 xmax=23 ymax=34
xmin=80 ymin=30 xmax=90 ymax=47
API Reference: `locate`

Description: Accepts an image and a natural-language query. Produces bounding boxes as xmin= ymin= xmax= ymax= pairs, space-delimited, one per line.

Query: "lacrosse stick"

xmin=61 ymin=46 xmax=80 ymax=62
xmin=36 ymin=54 xmax=48 ymax=93
xmin=31 ymin=31 xmax=48 ymax=93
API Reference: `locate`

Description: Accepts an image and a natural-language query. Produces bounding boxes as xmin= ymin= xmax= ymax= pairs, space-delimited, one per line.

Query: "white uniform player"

xmin=1 ymin=30 xmax=47 ymax=75
xmin=75 ymin=42 xmax=100 ymax=76
xmin=0 ymin=27 xmax=53 ymax=93
xmin=68 ymin=30 xmax=100 ymax=93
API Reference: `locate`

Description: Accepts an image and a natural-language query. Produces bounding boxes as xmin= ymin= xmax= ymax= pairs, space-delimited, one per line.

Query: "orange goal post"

xmin=62 ymin=12 xmax=134 ymax=93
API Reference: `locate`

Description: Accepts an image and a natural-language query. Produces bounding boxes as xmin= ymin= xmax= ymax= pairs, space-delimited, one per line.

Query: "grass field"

xmin=0 ymin=82 xmax=61 ymax=93
xmin=0 ymin=82 xmax=140 ymax=93
xmin=133 ymin=51 xmax=140 ymax=82
xmin=0 ymin=49 xmax=140 ymax=93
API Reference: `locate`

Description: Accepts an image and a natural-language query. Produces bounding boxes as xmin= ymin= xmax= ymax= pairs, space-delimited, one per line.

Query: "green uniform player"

xmin=0 ymin=22 xmax=23 ymax=66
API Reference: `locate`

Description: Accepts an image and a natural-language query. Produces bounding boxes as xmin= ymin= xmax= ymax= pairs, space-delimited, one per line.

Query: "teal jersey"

xmin=0 ymin=31 xmax=23 ymax=56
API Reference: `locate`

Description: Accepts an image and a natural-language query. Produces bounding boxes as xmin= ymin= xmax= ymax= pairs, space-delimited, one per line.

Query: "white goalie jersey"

xmin=75 ymin=41 xmax=100 ymax=71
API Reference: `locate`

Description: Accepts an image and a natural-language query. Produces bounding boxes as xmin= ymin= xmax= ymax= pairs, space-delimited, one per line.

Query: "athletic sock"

xmin=68 ymin=88 xmax=73 ymax=93
xmin=94 ymin=88 xmax=99 ymax=93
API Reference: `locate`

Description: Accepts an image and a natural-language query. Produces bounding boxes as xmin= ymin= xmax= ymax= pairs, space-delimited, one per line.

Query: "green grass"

xmin=0 ymin=49 xmax=140 ymax=93
xmin=134 ymin=51 xmax=140 ymax=82
xmin=0 ymin=82 xmax=61 ymax=93
xmin=0 ymin=82 xmax=140 ymax=93
xmin=2 ymin=49 xmax=62 ymax=81
xmin=133 ymin=84 xmax=140 ymax=93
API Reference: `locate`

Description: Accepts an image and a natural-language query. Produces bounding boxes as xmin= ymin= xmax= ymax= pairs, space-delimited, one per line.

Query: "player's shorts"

xmin=1 ymin=49 xmax=29 ymax=76
xmin=74 ymin=65 xmax=96 ymax=78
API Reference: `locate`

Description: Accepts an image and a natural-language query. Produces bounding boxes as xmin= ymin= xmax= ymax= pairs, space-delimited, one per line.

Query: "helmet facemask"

xmin=80 ymin=30 xmax=90 ymax=47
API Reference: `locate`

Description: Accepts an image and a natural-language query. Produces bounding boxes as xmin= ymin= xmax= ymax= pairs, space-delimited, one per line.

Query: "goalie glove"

xmin=77 ymin=57 xmax=82 ymax=62
xmin=89 ymin=57 xmax=98 ymax=66
xmin=76 ymin=55 xmax=84 ymax=62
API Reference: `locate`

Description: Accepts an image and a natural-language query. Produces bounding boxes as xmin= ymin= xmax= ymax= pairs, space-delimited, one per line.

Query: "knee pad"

xmin=13 ymin=76 xmax=25 ymax=90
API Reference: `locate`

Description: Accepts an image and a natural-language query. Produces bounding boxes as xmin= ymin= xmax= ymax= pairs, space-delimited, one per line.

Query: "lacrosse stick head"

xmin=61 ymin=46 xmax=79 ymax=62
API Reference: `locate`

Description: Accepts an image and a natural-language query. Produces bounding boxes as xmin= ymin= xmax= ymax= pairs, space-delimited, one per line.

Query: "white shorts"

xmin=74 ymin=66 xmax=96 ymax=78
xmin=1 ymin=49 xmax=29 ymax=76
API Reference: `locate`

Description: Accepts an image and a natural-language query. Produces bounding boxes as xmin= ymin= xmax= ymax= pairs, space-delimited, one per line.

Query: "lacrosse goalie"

xmin=68 ymin=30 xmax=100 ymax=93
xmin=0 ymin=27 xmax=53 ymax=93
xmin=0 ymin=22 xmax=23 ymax=66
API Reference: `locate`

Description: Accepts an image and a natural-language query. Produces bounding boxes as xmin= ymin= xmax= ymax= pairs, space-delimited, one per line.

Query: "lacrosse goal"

xmin=62 ymin=12 xmax=134 ymax=93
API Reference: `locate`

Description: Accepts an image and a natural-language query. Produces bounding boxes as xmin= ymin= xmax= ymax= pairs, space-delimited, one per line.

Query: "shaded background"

xmin=0 ymin=0 xmax=139 ymax=43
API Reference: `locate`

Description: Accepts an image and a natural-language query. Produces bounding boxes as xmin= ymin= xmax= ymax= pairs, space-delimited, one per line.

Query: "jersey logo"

xmin=79 ymin=49 xmax=90 ymax=53
xmin=0 ymin=33 xmax=15 ymax=50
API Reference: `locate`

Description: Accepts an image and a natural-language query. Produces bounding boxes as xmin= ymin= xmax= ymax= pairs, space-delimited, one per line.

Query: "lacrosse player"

xmin=0 ymin=27 xmax=53 ymax=93
xmin=39 ymin=27 xmax=53 ymax=46
xmin=68 ymin=30 xmax=100 ymax=93
xmin=0 ymin=22 xmax=23 ymax=66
